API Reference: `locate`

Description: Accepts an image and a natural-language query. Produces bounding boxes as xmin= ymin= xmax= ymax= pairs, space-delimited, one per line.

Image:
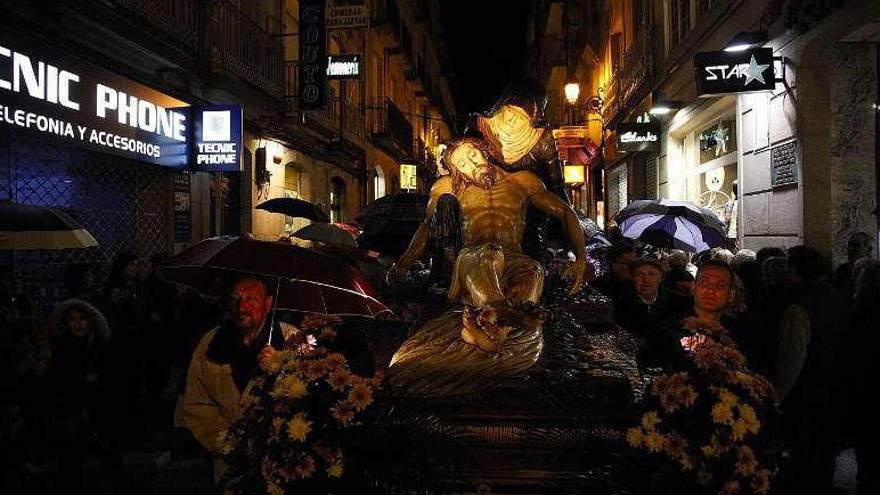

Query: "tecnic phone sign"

xmin=193 ymin=105 xmax=243 ymax=172
xmin=0 ymin=32 xmax=190 ymax=167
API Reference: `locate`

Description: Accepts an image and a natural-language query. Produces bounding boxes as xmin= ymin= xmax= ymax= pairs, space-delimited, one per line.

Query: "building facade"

xmin=0 ymin=0 xmax=459 ymax=295
xmin=533 ymin=0 xmax=879 ymax=264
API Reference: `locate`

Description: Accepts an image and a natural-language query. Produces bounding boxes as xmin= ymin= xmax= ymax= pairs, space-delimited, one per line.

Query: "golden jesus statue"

xmin=386 ymin=137 xmax=589 ymax=396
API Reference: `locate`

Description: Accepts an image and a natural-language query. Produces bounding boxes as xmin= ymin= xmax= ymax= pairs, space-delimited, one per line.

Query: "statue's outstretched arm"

xmin=518 ymin=172 xmax=591 ymax=294
xmin=391 ymin=176 xmax=453 ymax=274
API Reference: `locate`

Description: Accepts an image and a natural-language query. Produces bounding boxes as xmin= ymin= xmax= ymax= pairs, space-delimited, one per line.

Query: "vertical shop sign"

xmin=299 ymin=0 xmax=326 ymax=110
xmin=173 ymin=172 xmax=191 ymax=242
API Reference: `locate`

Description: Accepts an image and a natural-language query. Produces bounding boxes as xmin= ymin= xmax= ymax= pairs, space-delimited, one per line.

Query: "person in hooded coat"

xmin=18 ymin=298 xmax=111 ymax=493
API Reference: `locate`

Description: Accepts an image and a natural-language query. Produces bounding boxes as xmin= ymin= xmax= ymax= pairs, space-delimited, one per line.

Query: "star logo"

xmin=742 ymin=55 xmax=770 ymax=86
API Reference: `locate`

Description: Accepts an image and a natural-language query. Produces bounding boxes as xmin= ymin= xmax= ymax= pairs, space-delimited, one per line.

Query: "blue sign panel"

xmin=191 ymin=104 xmax=243 ymax=172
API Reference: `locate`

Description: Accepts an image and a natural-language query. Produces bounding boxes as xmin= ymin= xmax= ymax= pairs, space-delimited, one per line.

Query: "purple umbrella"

xmin=615 ymin=199 xmax=726 ymax=252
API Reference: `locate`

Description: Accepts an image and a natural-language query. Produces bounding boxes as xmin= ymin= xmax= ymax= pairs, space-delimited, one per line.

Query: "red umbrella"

xmin=159 ymin=236 xmax=389 ymax=317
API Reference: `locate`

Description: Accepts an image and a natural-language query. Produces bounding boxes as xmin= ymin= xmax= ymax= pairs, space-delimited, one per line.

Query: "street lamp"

xmin=564 ymin=82 xmax=581 ymax=105
xmin=724 ymin=31 xmax=768 ymax=52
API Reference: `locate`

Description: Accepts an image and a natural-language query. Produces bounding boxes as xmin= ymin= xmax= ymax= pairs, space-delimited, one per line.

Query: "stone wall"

xmin=828 ymin=43 xmax=878 ymax=265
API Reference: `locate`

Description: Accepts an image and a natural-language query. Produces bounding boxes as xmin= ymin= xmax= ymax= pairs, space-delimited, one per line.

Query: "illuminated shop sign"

xmin=616 ymin=122 xmax=661 ymax=152
xmin=326 ymin=5 xmax=368 ymax=29
xmin=192 ymin=105 xmax=242 ymax=172
xmin=326 ymin=54 xmax=361 ymax=79
xmin=400 ymin=164 xmax=417 ymax=190
xmin=694 ymin=48 xmax=776 ymax=97
xmin=0 ymin=32 xmax=189 ymax=167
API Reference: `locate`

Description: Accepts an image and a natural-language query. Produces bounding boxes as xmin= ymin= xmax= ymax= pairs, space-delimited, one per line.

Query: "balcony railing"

xmin=110 ymin=0 xmax=199 ymax=50
xmin=110 ymin=0 xmax=284 ymax=100
xmin=211 ymin=1 xmax=284 ymax=98
xmin=617 ymin=23 xmax=654 ymax=114
xmin=369 ymin=97 xmax=414 ymax=161
xmin=599 ymin=73 xmax=620 ymax=125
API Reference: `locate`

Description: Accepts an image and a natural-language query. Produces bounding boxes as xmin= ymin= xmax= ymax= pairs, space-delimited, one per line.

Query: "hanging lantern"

xmin=563 ymin=164 xmax=585 ymax=185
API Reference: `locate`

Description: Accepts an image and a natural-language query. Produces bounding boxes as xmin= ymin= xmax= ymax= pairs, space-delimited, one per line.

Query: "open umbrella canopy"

xmin=354 ymin=193 xmax=429 ymax=256
xmin=159 ymin=236 xmax=388 ymax=317
xmin=615 ymin=199 xmax=726 ymax=252
xmin=255 ymin=197 xmax=329 ymax=222
xmin=0 ymin=201 xmax=98 ymax=250
xmin=291 ymin=222 xmax=359 ymax=248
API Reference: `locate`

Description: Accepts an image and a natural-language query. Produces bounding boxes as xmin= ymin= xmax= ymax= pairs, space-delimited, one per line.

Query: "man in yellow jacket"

xmin=178 ymin=276 xmax=297 ymax=484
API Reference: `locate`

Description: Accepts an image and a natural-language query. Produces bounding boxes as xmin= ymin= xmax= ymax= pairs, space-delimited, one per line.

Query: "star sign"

xmin=742 ymin=55 xmax=770 ymax=86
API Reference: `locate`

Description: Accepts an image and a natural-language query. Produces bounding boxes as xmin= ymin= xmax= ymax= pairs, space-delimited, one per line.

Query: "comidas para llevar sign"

xmin=0 ymin=31 xmax=242 ymax=172
xmin=694 ymin=48 xmax=776 ymax=97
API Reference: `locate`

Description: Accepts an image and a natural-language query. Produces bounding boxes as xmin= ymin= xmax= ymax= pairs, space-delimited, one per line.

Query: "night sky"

xmin=440 ymin=0 xmax=530 ymax=117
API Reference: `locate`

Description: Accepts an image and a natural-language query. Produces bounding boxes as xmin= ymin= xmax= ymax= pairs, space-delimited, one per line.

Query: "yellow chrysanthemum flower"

xmin=266 ymin=482 xmax=285 ymax=495
xmin=260 ymin=350 xmax=290 ymax=374
xmin=641 ymin=411 xmax=662 ymax=431
xmin=626 ymin=427 xmax=644 ymax=448
xmin=701 ymin=444 xmax=717 ymax=458
xmin=718 ymin=388 xmax=737 ymax=406
xmin=287 ymin=414 xmax=312 ymax=442
xmin=348 ymin=382 xmax=373 ymax=411
xmin=644 ymin=431 xmax=666 ymax=453
xmin=732 ymin=419 xmax=749 ymax=441
xmin=738 ymin=404 xmax=761 ymax=433
xmin=712 ymin=402 xmax=735 ymax=425
xmin=735 ymin=446 xmax=758 ymax=476
xmin=327 ymin=462 xmax=344 ymax=478
xmin=273 ymin=375 xmax=308 ymax=399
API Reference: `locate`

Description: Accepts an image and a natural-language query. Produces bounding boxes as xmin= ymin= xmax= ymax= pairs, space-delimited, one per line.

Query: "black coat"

xmin=639 ymin=308 xmax=767 ymax=376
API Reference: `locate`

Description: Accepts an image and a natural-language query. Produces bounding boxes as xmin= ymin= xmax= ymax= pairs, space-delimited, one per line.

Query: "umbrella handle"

xmin=266 ymin=278 xmax=281 ymax=345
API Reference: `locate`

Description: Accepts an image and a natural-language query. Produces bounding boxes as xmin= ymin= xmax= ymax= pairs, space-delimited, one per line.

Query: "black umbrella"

xmin=292 ymin=222 xmax=359 ymax=248
xmin=354 ymin=193 xmax=429 ymax=256
xmin=159 ymin=236 xmax=388 ymax=317
xmin=0 ymin=201 xmax=98 ymax=250
xmin=255 ymin=197 xmax=329 ymax=222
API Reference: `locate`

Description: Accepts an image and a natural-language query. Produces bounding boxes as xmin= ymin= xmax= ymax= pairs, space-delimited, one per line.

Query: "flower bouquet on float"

xmin=625 ymin=321 xmax=783 ymax=494
xmin=217 ymin=314 xmax=382 ymax=495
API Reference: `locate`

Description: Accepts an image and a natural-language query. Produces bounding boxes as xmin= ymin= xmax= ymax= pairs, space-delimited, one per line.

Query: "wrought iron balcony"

xmin=617 ymin=24 xmax=653 ymax=116
xmin=109 ymin=0 xmax=284 ymax=99
xmin=109 ymin=0 xmax=199 ymax=50
xmin=369 ymin=97 xmax=414 ymax=161
xmin=210 ymin=0 xmax=284 ymax=98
